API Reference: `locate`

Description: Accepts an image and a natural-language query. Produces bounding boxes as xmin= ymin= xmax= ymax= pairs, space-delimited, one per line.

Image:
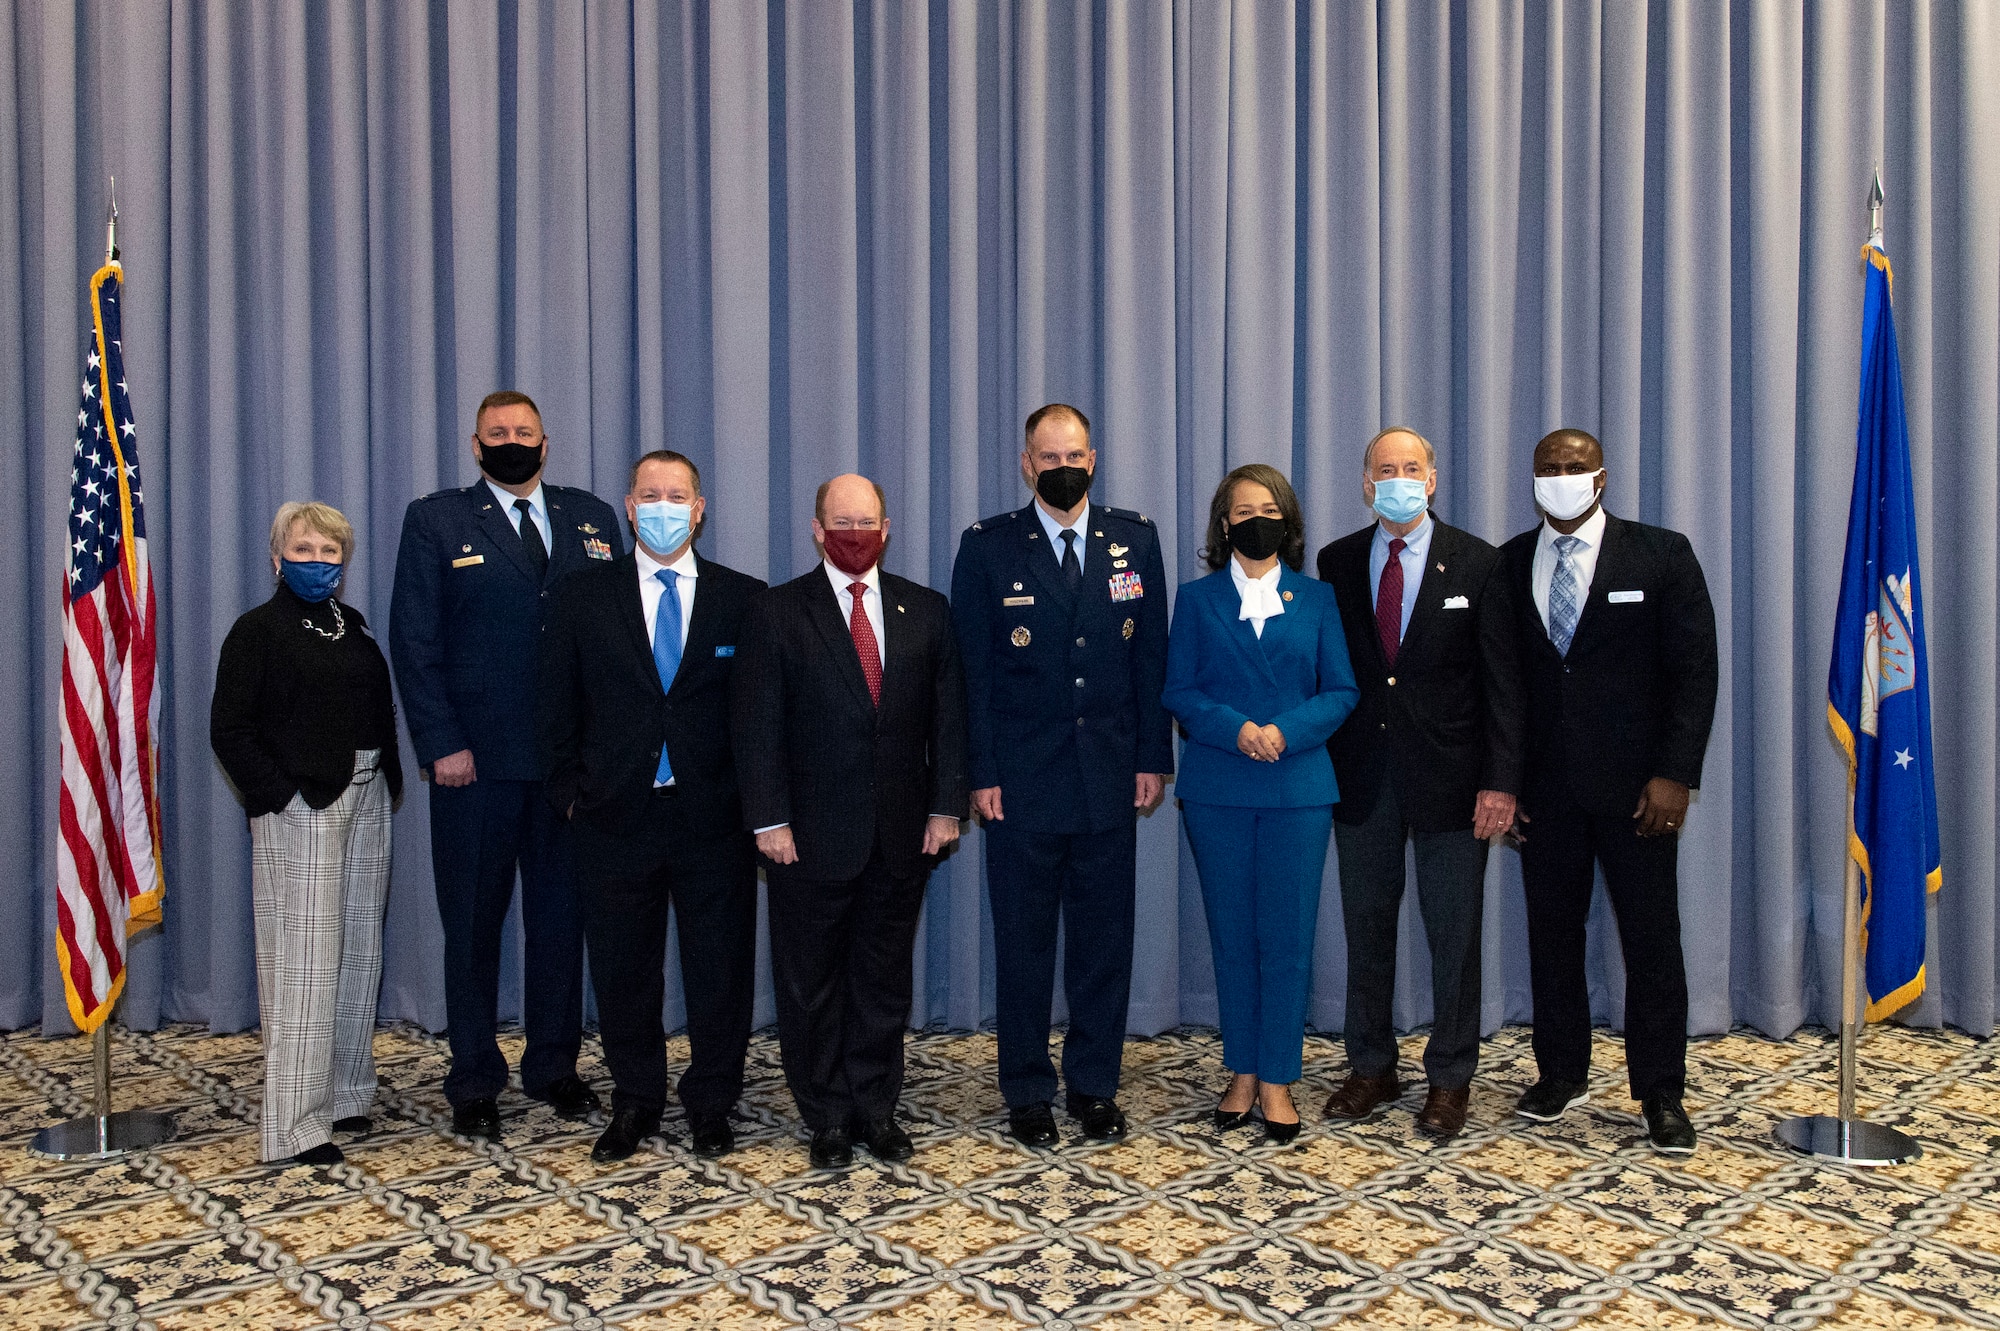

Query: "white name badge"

xmin=1607 ymin=590 xmax=1645 ymax=604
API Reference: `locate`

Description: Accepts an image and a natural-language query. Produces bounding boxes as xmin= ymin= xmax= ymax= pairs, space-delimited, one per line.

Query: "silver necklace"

xmin=302 ymin=600 xmax=346 ymax=642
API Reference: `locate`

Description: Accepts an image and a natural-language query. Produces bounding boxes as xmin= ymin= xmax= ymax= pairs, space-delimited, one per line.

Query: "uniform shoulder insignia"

xmin=417 ymin=487 xmax=456 ymax=503
xmin=970 ymin=512 xmax=1015 ymax=535
xmin=1102 ymin=505 xmax=1150 ymax=527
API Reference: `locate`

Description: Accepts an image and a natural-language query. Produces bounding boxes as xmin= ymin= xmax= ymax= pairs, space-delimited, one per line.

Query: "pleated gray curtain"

xmin=4 ymin=2 xmax=1994 ymax=1044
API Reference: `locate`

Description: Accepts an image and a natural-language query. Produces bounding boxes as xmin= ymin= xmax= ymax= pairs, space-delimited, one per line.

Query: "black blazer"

xmin=538 ymin=551 xmax=767 ymax=837
xmin=1498 ymin=512 xmax=1719 ymax=818
xmin=1320 ymin=518 xmax=1525 ymax=831
xmin=210 ymin=586 xmax=405 ymax=817
xmin=730 ymin=566 xmax=970 ymax=883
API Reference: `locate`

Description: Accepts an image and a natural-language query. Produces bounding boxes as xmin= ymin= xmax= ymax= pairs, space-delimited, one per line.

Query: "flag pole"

xmin=31 ymin=182 xmax=174 ymax=1163
xmin=1774 ymin=168 xmax=1921 ymax=1168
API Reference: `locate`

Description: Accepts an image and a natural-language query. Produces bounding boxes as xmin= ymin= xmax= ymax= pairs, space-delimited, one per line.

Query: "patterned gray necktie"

xmin=1548 ymin=534 xmax=1582 ymax=656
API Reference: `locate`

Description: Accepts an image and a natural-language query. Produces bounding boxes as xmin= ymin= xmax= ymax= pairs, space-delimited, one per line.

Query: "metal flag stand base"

xmin=1773 ymin=844 xmax=1921 ymax=1168
xmin=30 ymin=1020 xmax=176 ymax=1163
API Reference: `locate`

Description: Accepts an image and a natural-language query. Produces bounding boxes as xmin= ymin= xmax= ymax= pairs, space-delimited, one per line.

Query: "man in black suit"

xmin=539 ymin=451 xmax=765 ymax=1163
xmin=731 ymin=473 xmax=969 ymax=1170
xmin=1319 ymin=427 xmax=1524 ymax=1138
xmin=1501 ymin=428 xmax=1718 ymax=1155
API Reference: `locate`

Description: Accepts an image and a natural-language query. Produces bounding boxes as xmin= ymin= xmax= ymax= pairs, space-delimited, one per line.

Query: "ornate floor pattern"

xmin=3 ymin=1021 xmax=1998 ymax=1329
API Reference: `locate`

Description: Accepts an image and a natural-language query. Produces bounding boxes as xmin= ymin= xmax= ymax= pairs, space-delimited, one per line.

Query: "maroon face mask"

xmin=821 ymin=527 xmax=885 ymax=577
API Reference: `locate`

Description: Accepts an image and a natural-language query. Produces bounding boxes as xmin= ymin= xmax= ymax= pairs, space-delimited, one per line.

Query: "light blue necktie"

xmin=653 ymin=570 xmax=683 ymax=783
xmin=1547 ymin=535 xmax=1581 ymax=657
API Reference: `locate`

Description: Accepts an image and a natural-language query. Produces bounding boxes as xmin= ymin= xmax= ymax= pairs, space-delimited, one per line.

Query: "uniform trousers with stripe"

xmin=250 ymin=750 xmax=392 ymax=1161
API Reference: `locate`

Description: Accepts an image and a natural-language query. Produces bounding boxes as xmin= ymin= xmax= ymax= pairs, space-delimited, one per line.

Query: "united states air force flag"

xmin=1826 ymin=235 xmax=1941 ymax=1022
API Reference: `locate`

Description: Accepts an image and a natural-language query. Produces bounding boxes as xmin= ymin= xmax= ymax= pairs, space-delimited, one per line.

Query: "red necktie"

xmin=1375 ymin=537 xmax=1406 ymax=666
xmin=848 ymin=581 xmax=883 ymax=706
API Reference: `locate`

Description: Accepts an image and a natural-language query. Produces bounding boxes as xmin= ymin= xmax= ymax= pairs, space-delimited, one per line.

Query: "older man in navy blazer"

xmin=390 ymin=390 xmax=622 ymax=1140
xmin=951 ymin=404 xmax=1173 ymax=1148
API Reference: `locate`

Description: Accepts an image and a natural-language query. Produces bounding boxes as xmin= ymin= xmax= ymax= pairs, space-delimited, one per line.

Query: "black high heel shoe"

xmin=1214 ymin=1102 xmax=1254 ymax=1131
xmin=1260 ymin=1113 xmax=1302 ymax=1145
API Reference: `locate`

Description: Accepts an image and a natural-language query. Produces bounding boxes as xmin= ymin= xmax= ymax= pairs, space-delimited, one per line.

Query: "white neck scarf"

xmin=1231 ymin=559 xmax=1285 ymax=638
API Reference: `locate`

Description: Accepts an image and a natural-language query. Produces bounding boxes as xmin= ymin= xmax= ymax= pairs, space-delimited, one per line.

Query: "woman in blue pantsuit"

xmin=1164 ymin=464 xmax=1358 ymax=1143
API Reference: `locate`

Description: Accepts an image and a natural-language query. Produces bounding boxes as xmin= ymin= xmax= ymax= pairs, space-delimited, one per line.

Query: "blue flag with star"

xmin=1827 ymin=239 xmax=1941 ymax=1021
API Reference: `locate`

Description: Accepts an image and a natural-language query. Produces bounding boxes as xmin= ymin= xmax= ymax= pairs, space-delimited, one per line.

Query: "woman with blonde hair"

xmin=211 ymin=502 xmax=402 ymax=1166
xmin=1163 ymin=464 xmax=1357 ymax=1144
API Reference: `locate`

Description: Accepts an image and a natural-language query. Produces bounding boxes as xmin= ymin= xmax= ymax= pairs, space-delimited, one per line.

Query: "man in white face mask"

xmin=1316 ymin=427 xmax=1525 ymax=1139
xmin=1499 ymin=428 xmax=1718 ymax=1156
xmin=538 ymin=450 xmax=768 ymax=1163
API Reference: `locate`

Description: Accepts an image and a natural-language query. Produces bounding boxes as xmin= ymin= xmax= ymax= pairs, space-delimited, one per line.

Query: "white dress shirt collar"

xmin=485 ymin=477 xmax=546 ymax=522
xmin=1033 ymin=498 xmax=1090 ymax=551
xmin=1228 ymin=557 xmax=1286 ymax=637
xmin=1538 ymin=504 xmax=1606 ymax=554
xmin=823 ymin=559 xmax=881 ymax=597
xmin=637 ymin=542 xmax=699 ymax=583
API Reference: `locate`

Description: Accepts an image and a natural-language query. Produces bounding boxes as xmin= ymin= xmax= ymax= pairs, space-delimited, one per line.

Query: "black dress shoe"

xmin=1642 ymin=1095 xmax=1697 ymax=1155
xmin=452 ymin=1098 xmax=501 ymax=1140
xmin=809 ymin=1126 xmax=854 ymax=1170
xmin=591 ymin=1108 xmax=662 ymax=1163
xmin=532 ymin=1075 xmax=603 ymax=1120
xmin=1008 ymin=1104 xmax=1060 ymax=1148
xmin=858 ymin=1118 xmax=914 ymax=1163
xmin=688 ymin=1112 xmax=735 ymax=1159
xmin=1515 ymin=1078 xmax=1589 ymax=1123
xmin=1067 ymin=1096 xmax=1127 ymax=1142
xmin=331 ymin=1116 xmax=372 ymax=1135
xmin=1260 ymin=1114 xmax=1301 ymax=1146
xmin=1214 ymin=1105 xmax=1254 ymax=1131
xmin=290 ymin=1141 xmax=344 ymax=1167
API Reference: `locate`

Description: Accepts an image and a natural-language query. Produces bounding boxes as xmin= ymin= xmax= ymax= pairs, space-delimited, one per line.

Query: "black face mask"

xmin=477 ymin=441 xmax=546 ymax=486
xmin=1034 ymin=464 xmax=1093 ymax=512
xmin=1228 ymin=515 xmax=1287 ymax=562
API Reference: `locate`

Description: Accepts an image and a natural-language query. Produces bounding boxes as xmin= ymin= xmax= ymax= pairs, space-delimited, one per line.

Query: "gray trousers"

xmin=1333 ymin=781 xmax=1489 ymax=1089
xmin=250 ymin=750 xmax=392 ymax=1160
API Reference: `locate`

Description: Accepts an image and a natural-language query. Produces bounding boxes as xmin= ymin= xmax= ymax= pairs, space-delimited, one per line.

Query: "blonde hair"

xmin=269 ymin=502 xmax=355 ymax=565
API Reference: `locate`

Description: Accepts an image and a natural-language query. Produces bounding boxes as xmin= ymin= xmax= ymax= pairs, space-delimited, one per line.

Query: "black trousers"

xmin=573 ymin=788 xmax=758 ymax=1117
xmin=429 ymin=777 xmax=584 ymax=1106
xmin=1333 ymin=782 xmax=1490 ymax=1089
xmin=986 ymin=820 xmax=1137 ymax=1108
xmin=765 ymin=841 xmax=928 ymax=1132
xmin=1518 ymin=799 xmax=1688 ymax=1100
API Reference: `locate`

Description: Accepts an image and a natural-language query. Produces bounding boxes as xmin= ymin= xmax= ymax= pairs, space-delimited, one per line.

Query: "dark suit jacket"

xmin=949 ymin=502 xmax=1172 ymax=834
xmin=538 ymin=551 xmax=766 ymax=838
xmin=1499 ymin=512 xmax=1719 ymax=818
xmin=210 ymin=586 xmax=404 ymax=816
xmin=389 ymin=481 xmax=623 ymax=779
xmin=731 ymin=566 xmax=970 ymax=883
xmin=1319 ymin=517 xmax=1525 ymax=831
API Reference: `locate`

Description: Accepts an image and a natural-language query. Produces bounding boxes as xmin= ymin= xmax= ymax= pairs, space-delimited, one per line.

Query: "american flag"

xmin=58 ymin=261 xmax=163 ymax=1032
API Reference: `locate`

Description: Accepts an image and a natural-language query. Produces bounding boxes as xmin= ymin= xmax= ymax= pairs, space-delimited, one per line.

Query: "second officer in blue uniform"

xmin=951 ymin=404 xmax=1173 ymax=1147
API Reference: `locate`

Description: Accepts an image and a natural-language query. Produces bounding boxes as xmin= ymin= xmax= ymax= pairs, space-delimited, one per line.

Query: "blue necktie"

xmin=653 ymin=569 xmax=683 ymax=783
xmin=1547 ymin=535 xmax=1582 ymax=657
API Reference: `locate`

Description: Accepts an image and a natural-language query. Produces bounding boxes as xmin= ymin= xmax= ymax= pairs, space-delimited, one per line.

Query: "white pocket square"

xmin=1607 ymin=590 xmax=1645 ymax=604
xmin=1442 ymin=595 xmax=1470 ymax=609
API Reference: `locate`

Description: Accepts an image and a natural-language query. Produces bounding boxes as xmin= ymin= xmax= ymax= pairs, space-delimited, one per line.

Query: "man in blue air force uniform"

xmin=389 ymin=389 xmax=623 ymax=1140
xmin=950 ymin=403 xmax=1173 ymax=1148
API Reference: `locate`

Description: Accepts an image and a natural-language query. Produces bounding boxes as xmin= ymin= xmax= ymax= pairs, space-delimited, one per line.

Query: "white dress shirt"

xmin=636 ymin=543 xmax=698 ymax=648
xmin=1368 ymin=514 xmax=1433 ymax=641
xmin=1229 ymin=556 xmax=1286 ymax=638
xmin=1531 ymin=506 xmax=1608 ymax=629
xmin=822 ymin=559 xmax=885 ymax=669
xmin=485 ymin=478 xmax=551 ymax=549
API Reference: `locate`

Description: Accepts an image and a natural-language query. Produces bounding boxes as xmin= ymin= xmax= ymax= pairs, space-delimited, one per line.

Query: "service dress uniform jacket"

xmin=950 ymin=501 xmax=1173 ymax=1110
xmin=389 ymin=478 xmax=622 ymax=1109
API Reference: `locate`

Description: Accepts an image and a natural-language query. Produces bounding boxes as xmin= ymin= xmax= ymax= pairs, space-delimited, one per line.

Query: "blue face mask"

xmin=635 ymin=500 xmax=693 ymax=556
xmin=1370 ymin=476 xmax=1429 ymax=524
xmin=280 ymin=560 xmax=343 ymax=603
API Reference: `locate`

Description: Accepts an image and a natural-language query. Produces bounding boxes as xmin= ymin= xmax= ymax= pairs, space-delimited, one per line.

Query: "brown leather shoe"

xmin=1323 ymin=1073 xmax=1404 ymax=1120
xmin=1416 ymin=1084 xmax=1470 ymax=1137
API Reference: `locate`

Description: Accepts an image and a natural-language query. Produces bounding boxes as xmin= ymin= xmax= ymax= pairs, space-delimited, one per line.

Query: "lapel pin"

xmin=461 ymin=544 xmax=472 ymax=553
xmin=1282 ymin=590 xmax=1294 ymax=601
xmin=1436 ymin=562 xmax=1445 ymax=572
xmin=1013 ymin=582 xmax=1023 ymax=591
xmin=1094 ymin=530 xmax=1104 ymax=538
xmin=897 ymin=604 xmax=905 ymax=613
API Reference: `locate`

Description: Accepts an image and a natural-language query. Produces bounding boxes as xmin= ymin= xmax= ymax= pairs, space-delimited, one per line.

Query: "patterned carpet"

xmin=2 ymin=1021 xmax=1998 ymax=1330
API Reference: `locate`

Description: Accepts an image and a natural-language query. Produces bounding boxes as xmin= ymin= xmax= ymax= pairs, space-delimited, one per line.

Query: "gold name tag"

xmin=1003 ymin=595 xmax=1034 ymax=606
xmin=452 ymin=555 xmax=485 ymax=568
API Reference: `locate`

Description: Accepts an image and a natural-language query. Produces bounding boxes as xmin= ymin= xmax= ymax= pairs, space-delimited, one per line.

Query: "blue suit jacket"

xmin=389 ymin=481 xmax=624 ymax=780
xmin=1162 ymin=565 xmax=1359 ymax=808
xmin=951 ymin=502 xmax=1173 ymax=834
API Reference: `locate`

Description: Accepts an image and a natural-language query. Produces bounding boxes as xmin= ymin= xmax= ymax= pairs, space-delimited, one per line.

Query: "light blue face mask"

xmin=280 ymin=559 xmax=342 ymax=603
xmin=635 ymin=500 xmax=693 ymax=555
xmin=1370 ymin=476 xmax=1429 ymax=524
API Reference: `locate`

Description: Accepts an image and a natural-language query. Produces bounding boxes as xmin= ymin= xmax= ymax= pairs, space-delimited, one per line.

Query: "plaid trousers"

xmin=250 ymin=750 xmax=392 ymax=1160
